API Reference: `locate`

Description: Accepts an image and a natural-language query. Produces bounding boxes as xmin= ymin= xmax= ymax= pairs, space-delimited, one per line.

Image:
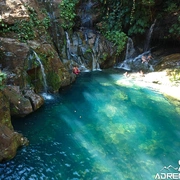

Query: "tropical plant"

xmin=0 ymin=72 xmax=7 ymax=89
xmin=104 ymin=30 xmax=127 ymax=55
xmin=0 ymin=6 xmax=50 ymax=42
xmin=59 ymin=0 xmax=78 ymax=30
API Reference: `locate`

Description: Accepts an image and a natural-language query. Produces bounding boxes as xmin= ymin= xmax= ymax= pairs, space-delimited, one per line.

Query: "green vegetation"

xmin=101 ymin=52 xmax=108 ymax=61
xmin=58 ymin=0 xmax=78 ymax=30
xmin=0 ymin=72 xmax=7 ymax=89
xmin=0 ymin=18 xmax=8 ymax=30
xmin=85 ymin=48 xmax=92 ymax=54
xmin=0 ymin=6 xmax=50 ymax=42
xmin=97 ymin=0 xmax=151 ymax=54
xmin=167 ymin=68 xmax=180 ymax=82
xmin=98 ymin=0 xmax=180 ymax=35
xmin=47 ymin=71 xmax=61 ymax=90
xmin=97 ymin=0 xmax=180 ymax=53
xmin=169 ymin=15 xmax=180 ymax=38
xmin=0 ymin=0 xmax=179 ymax=56
xmin=104 ymin=30 xmax=127 ymax=55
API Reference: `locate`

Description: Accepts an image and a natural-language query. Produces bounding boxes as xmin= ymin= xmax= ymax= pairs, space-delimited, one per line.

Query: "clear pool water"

xmin=1 ymin=69 xmax=180 ymax=180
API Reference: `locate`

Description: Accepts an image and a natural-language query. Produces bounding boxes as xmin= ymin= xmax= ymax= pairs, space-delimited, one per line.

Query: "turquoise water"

xmin=0 ymin=69 xmax=180 ymax=180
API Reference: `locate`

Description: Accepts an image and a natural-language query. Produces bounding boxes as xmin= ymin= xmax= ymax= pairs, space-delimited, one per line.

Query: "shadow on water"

xmin=1 ymin=69 xmax=180 ymax=180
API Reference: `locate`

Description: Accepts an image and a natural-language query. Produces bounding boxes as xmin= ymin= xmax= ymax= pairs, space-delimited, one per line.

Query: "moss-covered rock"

xmin=0 ymin=90 xmax=29 ymax=162
xmin=33 ymin=43 xmax=73 ymax=91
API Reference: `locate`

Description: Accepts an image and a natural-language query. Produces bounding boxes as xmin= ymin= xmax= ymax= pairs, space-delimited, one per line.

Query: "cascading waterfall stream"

xmin=125 ymin=37 xmax=135 ymax=60
xmin=38 ymin=0 xmax=62 ymax=58
xmin=33 ymin=51 xmax=48 ymax=93
xmin=92 ymin=35 xmax=101 ymax=71
xmin=116 ymin=20 xmax=156 ymax=71
xmin=65 ymin=31 xmax=71 ymax=60
xmin=60 ymin=0 xmax=115 ymax=72
xmin=80 ymin=0 xmax=95 ymax=29
xmin=33 ymin=51 xmax=53 ymax=100
xmin=144 ymin=19 xmax=156 ymax=52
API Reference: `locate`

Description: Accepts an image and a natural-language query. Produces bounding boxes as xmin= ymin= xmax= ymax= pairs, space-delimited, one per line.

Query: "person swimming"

xmin=123 ymin=71 xmax=130 ymax=77
xmin=73 ymin=66 xmax=80 ymax=75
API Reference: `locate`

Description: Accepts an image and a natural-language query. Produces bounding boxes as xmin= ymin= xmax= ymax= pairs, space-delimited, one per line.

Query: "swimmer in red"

xmin=73 ymin=66 xmax=80 ymax=75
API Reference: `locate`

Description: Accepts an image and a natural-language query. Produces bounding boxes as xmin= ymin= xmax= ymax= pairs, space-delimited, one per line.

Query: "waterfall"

xmin=115 ymin=59 xmax=132 ymax=71
xmin=116 ymin=22 xmax=156 ymax=72
xmin=115 ymin=37 xmax=135 ymax=70
xmin=115 ymin=50 xmax=151 ymax=71
xmin=84 ymin=33 xmax=88 ymax=44
xmin=125 ymin=38 xmax=135 ymax=60
xmin=92 ymin=51 xmax=100 ymax=71
xmin=79 ymin=0 xmax=97 ymax=29
xmin=144 ymin=19 xmax=156 ymax=51
xmin=92 ymin=35 xmax=101 ymax=71
xmin=33 ymin=51 xmax=48 ymax=93
xmin=132 ymin=51 xmax=150 ymax=62
xmin=38 ymin=0 xmax=62 ymax=58
xmin=65 ymin=31 xmax=71 ymax=60
xmin=81 ymin=1 xmax=92 ymax=28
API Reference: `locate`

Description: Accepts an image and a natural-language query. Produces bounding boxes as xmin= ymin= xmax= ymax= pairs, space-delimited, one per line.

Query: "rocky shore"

xmin=117 ymin=53 xmax=180 ymax=104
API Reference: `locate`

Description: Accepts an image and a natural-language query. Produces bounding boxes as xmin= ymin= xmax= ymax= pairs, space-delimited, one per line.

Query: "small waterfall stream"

xmin=92 ymin=35 xmax=101 ymax=71
xmin=79 ymin=0 xmax=96 ymax=29
xmin=125 ymin=37 xmax=135 ymax=60
xmin=33 ymin=51 xmax=48 ymax=93
xmin=33 ymin=51 xmax=53 ymax=100
xmin=62 ymin=0 xmax=108 ymax=72
xmin=116 ymin=20 xmax=156 ymax=72
xmin=37 ymin=0 xmax=63 ymax=58
xmin=65 ymin=31 xmax=71 ymax=60
xmin=144 ymin=19 xmax=156 ymax=51
xmin=80 ymin=0 xmax=102 ymax=71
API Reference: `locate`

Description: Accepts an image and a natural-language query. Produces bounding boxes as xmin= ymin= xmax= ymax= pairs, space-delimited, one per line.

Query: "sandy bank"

xmin=117 ymin=71 xmax=180 ymax=102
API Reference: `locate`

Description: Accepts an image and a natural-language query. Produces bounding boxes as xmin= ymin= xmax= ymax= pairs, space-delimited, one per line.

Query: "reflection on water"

xmin=0 ymin=69 xmax=180 ymax=180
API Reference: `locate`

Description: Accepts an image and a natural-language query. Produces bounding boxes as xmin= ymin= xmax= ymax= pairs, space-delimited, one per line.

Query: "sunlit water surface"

xmin=0 ymin=69 xmax=180 ymax=180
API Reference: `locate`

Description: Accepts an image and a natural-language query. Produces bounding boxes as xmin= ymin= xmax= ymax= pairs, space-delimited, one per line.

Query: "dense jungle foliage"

xmin=59 ymin=0 xmax=180 ymax=54
xmin=0 ymin=0 xmax=180 ymax=54
xmin=0 ymin=6 xmax=50 ymax=42
xmin=98 ymin=0 xmax=180 ymax=36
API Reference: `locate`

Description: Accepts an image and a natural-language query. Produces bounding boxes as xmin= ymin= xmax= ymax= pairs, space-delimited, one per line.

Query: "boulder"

xmin=3 ymin=86 xmax=33 ymax=117
xmin=0 ymin=124 xmax=29 ymax=162
xmin=24 ymin=89 xmax=44 ymax=111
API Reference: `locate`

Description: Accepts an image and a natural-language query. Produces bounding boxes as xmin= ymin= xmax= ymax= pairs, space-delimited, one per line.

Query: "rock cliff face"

xmin=0 ymin=0 xmax=75 ymax=161
xmin=0 ymin=90 xmax=29 ymax=162
xmin=61 ymin=30 xmax=116 ymax=71
xmin=0 ymin=0 xmax=74 ymax=93
xmin=0 ymin=0 xmax=75 ymax=116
